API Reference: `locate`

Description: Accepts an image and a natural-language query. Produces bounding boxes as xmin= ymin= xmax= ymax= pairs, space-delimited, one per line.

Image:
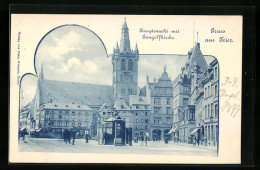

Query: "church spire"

xmin=120 ymin=17 xmax=131 ymax=53
xmin=134 ymin=43 xmax=139 ymax=53
xmin=116 ymin=41 xmax=119 ymax=49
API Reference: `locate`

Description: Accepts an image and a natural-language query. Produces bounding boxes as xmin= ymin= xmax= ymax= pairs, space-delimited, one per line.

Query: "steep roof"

xmin=41 ymin=102 xmax=92 ymax=111
xmin=113 ymin=97 xmax=130 ymax=110
xmin=185 ymin=43 xmax=209 ymax=74
xmin=39 ymin=79 xmax=114 ymax=107
xmin=129 ymin=95 xmax=149 ymax=106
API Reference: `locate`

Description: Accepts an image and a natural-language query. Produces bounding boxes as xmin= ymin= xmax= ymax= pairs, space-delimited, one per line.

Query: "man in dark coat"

xmin=144 ymin=134 xmax=148 ymax=146
xmin=85 ymin=133 xmax=89 ymax=143
xmin=72 ymin=133 xmax=75 ymax=145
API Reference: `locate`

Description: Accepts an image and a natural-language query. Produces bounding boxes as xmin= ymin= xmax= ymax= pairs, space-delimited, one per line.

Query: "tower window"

xmin=121 ymin=59 xmax=126 ymax=70
xmin=128 ymin=59 xmax=133 ymax=70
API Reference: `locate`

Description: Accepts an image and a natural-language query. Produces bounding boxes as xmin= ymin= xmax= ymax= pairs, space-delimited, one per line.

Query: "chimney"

xmin=181 ymin=66 xmax=185 ymax=74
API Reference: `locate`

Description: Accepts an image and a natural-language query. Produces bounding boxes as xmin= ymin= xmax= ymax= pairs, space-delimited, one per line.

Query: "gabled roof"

xmin=113 ymin=97 xmax=130 ymax=110
xmin=155 ymin=70 xmax=173 ymax=88
xmin=185 ymin=43 xmax=209 ymax=74
xmin=39 ymin=79 xmax=114 ymax=107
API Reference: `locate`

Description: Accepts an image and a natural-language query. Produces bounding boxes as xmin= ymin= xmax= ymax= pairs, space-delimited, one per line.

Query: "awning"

xmin=168 ymin=126 xmax=178 ymax=134
xmin=36 ymin=128 xmax=43 ymax=132
xmin=28 ymin=129 xmax=35 ymax=132
xmin=190 ymin=127 xmax=200 ymax=135
xmin=20 ymin=127 xmax=26 ymax=131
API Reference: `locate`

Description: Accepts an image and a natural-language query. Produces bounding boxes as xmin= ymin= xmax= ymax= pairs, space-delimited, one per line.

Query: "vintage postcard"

xmin=9 ymin=14 xmax=242 ymax=164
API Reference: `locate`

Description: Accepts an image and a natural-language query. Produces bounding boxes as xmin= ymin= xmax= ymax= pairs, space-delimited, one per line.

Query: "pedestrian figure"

xmin=140 ymin=135 xmax=144 ymax=146
xmin=72 ymin=133 xmax=75 ymax=145
xmin=144 ymin=134 xmax=148 ymax=146
xmin=164 ymin=136 xmax=169 ymax=144
xmin=64 ymin=130 xmax=68 ymax=143
xmin=22 ymin=129 xmax=26 ymax=141
xmin=85 ymin=133 xmax=89 ymax=143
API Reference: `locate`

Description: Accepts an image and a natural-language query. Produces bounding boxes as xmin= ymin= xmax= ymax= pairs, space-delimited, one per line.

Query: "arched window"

xmin=128 ymin=59 xmax=133 ymax=70
xmin=121 ymin=59 xmax=126 ymax=70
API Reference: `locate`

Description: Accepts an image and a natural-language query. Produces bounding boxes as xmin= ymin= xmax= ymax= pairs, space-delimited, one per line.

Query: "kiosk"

xmin=97 ymin=116 xmax=132 ymax=146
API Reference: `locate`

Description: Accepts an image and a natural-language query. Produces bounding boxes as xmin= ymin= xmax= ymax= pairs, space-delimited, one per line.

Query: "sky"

xmin=18 ymin=16 xmax=226 ymax=107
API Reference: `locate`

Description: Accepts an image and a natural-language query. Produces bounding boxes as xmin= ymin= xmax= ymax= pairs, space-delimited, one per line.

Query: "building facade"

xmin=145 ymin=67 xmax=173 ymax=141
xmin=129 ymin=95 xmax=151 ymax=138
xmin=171 ymin=43 xmax=219 ymax=145
xmin=200 ymin=58 xmax=219 ymax=146
xmin=35 ymin=103 xmax=93 ymax=138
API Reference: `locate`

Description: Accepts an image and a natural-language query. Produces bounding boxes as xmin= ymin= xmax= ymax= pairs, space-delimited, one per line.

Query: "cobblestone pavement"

xmin=18 ymin=137 xmax=217 ymax=156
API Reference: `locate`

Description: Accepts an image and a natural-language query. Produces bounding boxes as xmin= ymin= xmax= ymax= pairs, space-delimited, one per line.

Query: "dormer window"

xmin=121 ymin=105 xmax=124 ymax=109
xmin=66 ymin=105 xmax=69 ymax=107
xmin=50 ymin=99 xmax=53 ymax=103
xmin=78 ymin=105 xmax=80 ymax=108
xmin=54 ymin=104 xmax=57 ymax=107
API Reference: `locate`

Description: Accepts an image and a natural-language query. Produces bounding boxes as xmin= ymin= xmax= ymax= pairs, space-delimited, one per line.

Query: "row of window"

xmin=154 ymin=107 xmax=172 ymax=114
xmin=133 ymin=105 xmax=149 ymax=110
xmin=153 ymin=118 xmax=171 ymax=125
xmin=121 ymin=59 xmax=133 ymax=71
xmin=205 ymin=84 xmax=218 ymax=98
xmin=153 ymin=98 xmax=171 ymax=105
xmin=204 ymin=124 xmax=218 ymax=141
xmin=47 ymin=122 xmax=88 ymax=127
xmin=184 ymin=109 xmax=195 ymax=120
xmin=183 ymin=86 xmax=191 ymax=92
xmin=205 ymin=104 xmax=219 ymax=119
xmin=135 ymin=125 xmax=148 ymax=130
xmin=45 ymin=114 xmax=91 ymax=120
xmin=135 ymin=112 xmax=148 ymax=116
xmin=120 ymin=88 xmax=133 ymax=95
xmin=45 ymin=110 xmax=91 ymax=115
xmin=135 ymin=119 xmax=149 ymax=124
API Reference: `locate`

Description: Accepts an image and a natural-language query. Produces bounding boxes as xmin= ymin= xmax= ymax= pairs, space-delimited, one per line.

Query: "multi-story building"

xmin=36 ymin=102 xmax=93 ymax=138
xmin=171 ymin=43 xmax=219 ymax=145
xmin=129 ymin=95 xmax=151 ymax=138
xmin=113 ymin=97 xmax=133 ymax=129
xmin=145 ymin=67 xmax=173 ymax=141
xmin=200 ymin=58 xmax=219 ymax=146
xmin=19 ymin=98 xmax=36 ymax=135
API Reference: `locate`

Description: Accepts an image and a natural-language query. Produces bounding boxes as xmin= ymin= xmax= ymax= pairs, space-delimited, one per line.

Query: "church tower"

xmin=112 ymin=18 xmax=139 ymax=103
